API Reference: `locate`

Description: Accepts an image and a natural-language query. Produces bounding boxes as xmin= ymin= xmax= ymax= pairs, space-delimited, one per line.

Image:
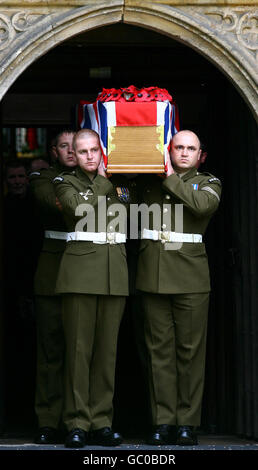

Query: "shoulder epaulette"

xmin=53 ymin=176 xmax=65 ymax=184
xmin=202 ymin=172 xmax=222 ymax=185
xmin=29 ymin=171 xmax=41 ymax=178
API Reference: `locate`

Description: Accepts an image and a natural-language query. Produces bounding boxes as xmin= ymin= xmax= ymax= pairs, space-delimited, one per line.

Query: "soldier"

xmin=29 ymin=129 xmax=77 ymax=444
xmin=136 ymin=130 xmax=222 ymax=446
xmin=53 ymin=129 xmax=129 ymax=448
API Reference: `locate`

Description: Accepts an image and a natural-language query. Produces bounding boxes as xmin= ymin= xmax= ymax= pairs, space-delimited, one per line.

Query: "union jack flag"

xmin=77 ymin=99 xmax=180 ymax=170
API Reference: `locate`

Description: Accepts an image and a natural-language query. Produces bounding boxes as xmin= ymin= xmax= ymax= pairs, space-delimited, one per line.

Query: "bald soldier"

xmin=136 ymin=130 xmax=222 ymax=446
xmin=53 ymin=129 xmax=130 ymax=448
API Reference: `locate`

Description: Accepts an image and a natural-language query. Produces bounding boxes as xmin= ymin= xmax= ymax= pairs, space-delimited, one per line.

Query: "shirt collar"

xmin=179 ymin=167 xmax=198 ymax=181
xmin=76 ymin=166 xmax=96 ymax=182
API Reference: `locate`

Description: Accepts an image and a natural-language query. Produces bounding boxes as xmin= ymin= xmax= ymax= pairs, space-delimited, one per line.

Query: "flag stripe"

xmin=115 ymin=102 xmax=157 ymax=126
xmin=82 ymin=104 xmax=92 ymax=130
xmin=97 ymin=101 xmax=108 ymax=151
xmin=103 ymin=102 xmax=116 ymax=126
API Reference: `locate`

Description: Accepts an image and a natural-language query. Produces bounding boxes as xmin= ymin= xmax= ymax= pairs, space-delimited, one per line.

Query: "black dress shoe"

xmin=90 ymin=427 xmax=123 ymax=446
xmin=34 ymin=427 xmax=61 ymax=444
xmin=176 ymin=426 xmax=198 ymax=446
xmin=65 ymin=428 xmax=87 ymax=448
xmin=147 ymin=424 xmax=177 ymax=445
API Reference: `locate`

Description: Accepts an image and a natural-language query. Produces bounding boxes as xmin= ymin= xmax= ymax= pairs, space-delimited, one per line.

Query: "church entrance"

xmin=1 ymin=23 xmax=257 ymax=440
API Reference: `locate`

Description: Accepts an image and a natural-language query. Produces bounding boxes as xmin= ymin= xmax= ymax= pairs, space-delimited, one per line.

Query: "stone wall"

xmin=0 ymin=1 xmax=257 ymax=119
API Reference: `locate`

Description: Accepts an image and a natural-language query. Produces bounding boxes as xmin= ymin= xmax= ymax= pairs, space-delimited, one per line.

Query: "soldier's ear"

xmin=51 ymin=146 xmax=58 ymax=160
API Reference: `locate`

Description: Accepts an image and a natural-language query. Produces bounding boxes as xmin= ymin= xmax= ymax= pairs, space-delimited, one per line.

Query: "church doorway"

xmin=1 ymin=23 xmax=257 ymax=440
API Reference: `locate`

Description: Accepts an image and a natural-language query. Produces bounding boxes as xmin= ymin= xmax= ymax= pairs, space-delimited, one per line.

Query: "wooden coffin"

xmin=106 ymin=125 xmax=164 ymax=173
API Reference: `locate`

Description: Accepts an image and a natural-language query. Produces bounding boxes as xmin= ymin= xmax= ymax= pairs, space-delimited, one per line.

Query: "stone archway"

xmin=0 ymin=1 xmax=257 ymax=120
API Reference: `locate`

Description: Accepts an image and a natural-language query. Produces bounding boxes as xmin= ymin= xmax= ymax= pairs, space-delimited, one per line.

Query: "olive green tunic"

xmin=53 ymin=167 xmax=129 ymax=296
xmin=136 ymin=168 xmax=222 ymax=294
xmin=30 ymin=164 xmax=68 ymax=296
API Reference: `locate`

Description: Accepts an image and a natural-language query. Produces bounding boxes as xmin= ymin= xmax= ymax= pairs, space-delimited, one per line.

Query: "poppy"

xmin=97 ymin=85 xmax=172 ymax=103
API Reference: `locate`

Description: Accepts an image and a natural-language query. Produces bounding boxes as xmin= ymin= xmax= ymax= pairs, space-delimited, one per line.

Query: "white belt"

xmin=67 ymin=231 xmax=126 ymax=244
xmin=141 ymin=228 xmax=202 ymax=243
xmin=44 ymin=230 xmax=68 ymax=240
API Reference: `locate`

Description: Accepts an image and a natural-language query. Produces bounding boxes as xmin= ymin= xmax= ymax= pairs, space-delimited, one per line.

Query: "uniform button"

xmin=161 ymin=239 xmax=166 ymax=244
xmin=108 ymin=211 xmax=113 ymax=216
xmin=162 ymin=224 xmax=166 ymax=229
xmin=163 ymin=208 xmax=168 ymax=213
xmin=109 ymin=226 xmax=114 ymax=231
xmin=165 ymin=194 xmax=170 ymax=199
xmin=107 ymin=197 xmax=111 ymax=201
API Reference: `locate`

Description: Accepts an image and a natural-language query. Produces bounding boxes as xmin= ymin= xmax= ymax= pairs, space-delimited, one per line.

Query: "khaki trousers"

xmin=142 ymin=292 xmax=209 ymax=426
xmin=35 ymin=295 xmax=65 ymax=428
xmin=62 ymin=294 xmax=125 ymax=432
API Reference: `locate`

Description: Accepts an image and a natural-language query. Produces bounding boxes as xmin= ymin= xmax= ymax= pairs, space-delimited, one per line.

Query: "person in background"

xmin=5 ymin=160 xmax=28 ymax=197
xmin=29 ymin=130 xmax=77 ymax=444
xmin=3 ymin=160 xmax=43 ymax=430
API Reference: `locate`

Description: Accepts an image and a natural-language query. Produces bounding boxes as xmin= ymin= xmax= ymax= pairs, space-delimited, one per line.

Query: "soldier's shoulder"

xmin=29 ymin=166 xmax=58 ymax=181
xmin=29 ymin=167 xmax=49 ymax=179
xmin=197 ymin=171 xmax=222 ymax=186
xmin=52 ymin=169 xmax=77 ymax=185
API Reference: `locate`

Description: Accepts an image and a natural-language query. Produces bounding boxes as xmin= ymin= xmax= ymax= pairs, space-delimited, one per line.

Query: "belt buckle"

xmin=159 ymin=231 xmax=170 ymax=242
xmin=107 ymin=232 xmax=116 ymax=244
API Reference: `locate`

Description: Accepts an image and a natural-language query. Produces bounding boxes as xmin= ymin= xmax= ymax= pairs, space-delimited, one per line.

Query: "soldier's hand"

xmin=98 ymin=158 xmax=107 ymax=178
xmin=56 ymin=197 xmax=63 ymax=211
xmin=165 ymin=150 xmax=175 ymax=177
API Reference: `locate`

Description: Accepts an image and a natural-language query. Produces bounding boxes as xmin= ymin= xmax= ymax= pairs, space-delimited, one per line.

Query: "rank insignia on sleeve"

xmin=192 ymin=183 xmax=199 ymax=190
xmin=116 ymin=187 xmax=130 ymax=203
xmin=29 ymin=171 xmax=41 ymax=177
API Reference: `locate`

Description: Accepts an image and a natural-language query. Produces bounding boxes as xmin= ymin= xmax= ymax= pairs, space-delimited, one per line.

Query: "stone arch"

xmin=0 ymin=2 xmax=124 ymax=99
xmin=0 ymin=1 xmax=257 ymax=120
xmin=123 ymin=3 xmax=258 ymax=121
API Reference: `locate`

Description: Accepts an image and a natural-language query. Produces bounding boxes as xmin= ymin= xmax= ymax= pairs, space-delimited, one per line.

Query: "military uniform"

xmin=29 ymin=162 xmax=72 ymax=430
xmin=136 ymin=168 xmax=222 ymax=426
xmin=53 ymin=167 xmax=130 ymax=432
